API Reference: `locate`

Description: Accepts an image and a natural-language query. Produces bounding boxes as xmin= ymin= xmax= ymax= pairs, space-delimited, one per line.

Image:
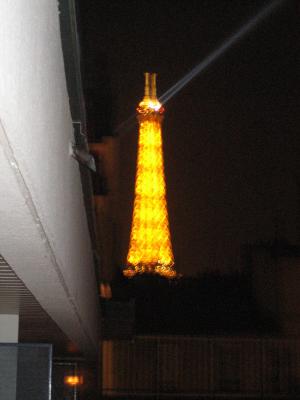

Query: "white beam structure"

xmin=0 ymin=0 xmax=99 ymax=356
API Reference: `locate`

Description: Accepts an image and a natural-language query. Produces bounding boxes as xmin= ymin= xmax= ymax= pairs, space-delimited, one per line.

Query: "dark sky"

xmin=79 ymin=0 xmax=300 ymax=276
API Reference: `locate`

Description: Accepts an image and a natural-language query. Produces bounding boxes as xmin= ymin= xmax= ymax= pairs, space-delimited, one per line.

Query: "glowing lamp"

xmin=64 ymin=375 xmax=83 ymax=386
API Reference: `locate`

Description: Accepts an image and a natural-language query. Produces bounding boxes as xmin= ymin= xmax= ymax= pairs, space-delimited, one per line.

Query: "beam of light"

xmin=159 ymin=0 xmax=284 ymax=105
xmin=114 ymin=0 xmax=284 ymax=136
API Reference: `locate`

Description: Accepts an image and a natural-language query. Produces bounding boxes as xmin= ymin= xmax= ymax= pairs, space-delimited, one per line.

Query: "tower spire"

xmin=150 ymin=72 xmax=157 ymax=99
xmin=144 ymin=72 xmax=150 ymax=100
xmin=124 ymin=73 xmax=176 ymax=278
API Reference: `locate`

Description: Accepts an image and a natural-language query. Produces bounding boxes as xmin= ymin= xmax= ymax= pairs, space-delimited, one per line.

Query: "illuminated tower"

xmin=124 ymin=73 xmax=176 ymax=278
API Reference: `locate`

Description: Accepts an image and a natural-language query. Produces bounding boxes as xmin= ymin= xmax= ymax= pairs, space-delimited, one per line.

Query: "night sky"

xmin=79 ymin=0 xmax=299 ymax=276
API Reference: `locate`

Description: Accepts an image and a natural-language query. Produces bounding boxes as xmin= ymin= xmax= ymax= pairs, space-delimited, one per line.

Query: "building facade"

xmin=0 ymin=1 xmax=112 ymax=398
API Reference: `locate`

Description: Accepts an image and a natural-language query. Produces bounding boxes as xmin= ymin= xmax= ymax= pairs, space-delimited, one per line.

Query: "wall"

xmin=277 ymin=257 xmax=300 ymax=335
xmin=252 ymin=246 xmax=300 ymax=336
xmin=252 ymin=249 xmax=279 ymax=320
xmin=0 ymin=0 xmax=98 ymax=354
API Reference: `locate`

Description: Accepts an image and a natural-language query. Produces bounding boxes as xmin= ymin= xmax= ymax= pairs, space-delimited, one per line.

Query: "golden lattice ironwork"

xmin=124 ymin=73 xmax=176 ymax=278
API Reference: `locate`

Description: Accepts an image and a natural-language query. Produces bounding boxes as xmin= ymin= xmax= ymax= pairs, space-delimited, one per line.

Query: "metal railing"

xmin=103 ymin=335 xmax=300 ymax=398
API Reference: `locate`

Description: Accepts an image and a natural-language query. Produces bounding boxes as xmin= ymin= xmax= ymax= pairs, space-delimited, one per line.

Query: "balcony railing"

xmin=103 ymin=335 xmax=300 ymax=398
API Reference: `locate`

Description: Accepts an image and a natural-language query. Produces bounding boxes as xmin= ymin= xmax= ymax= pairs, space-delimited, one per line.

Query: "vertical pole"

xmin=151 ymin=73 xmax=157 ymax=99
xmin=144 ymin=72 xmax=150 ymax=99
xmin=210 ymin=338 xmax=215 ymax=398
xmin=74 ymin=363 xmax=78 ymax=400
xmin=157 ymin=337 xmax=160 ymax=400
xmin=260 ymin=338 xmax=264 ymax=400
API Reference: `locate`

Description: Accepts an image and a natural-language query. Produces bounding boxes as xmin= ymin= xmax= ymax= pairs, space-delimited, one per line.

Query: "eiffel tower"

xmin=124 ymin=73 xmax=176 ymax=278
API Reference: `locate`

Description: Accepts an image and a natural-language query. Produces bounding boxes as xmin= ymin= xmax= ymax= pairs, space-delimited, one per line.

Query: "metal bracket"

xmin=70 ymin=142 xmax=96 ymax=172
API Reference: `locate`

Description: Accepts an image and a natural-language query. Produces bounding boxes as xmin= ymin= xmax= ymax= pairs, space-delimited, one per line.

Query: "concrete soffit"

xmin=0 ymin=119 xmax=97 ymax=357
